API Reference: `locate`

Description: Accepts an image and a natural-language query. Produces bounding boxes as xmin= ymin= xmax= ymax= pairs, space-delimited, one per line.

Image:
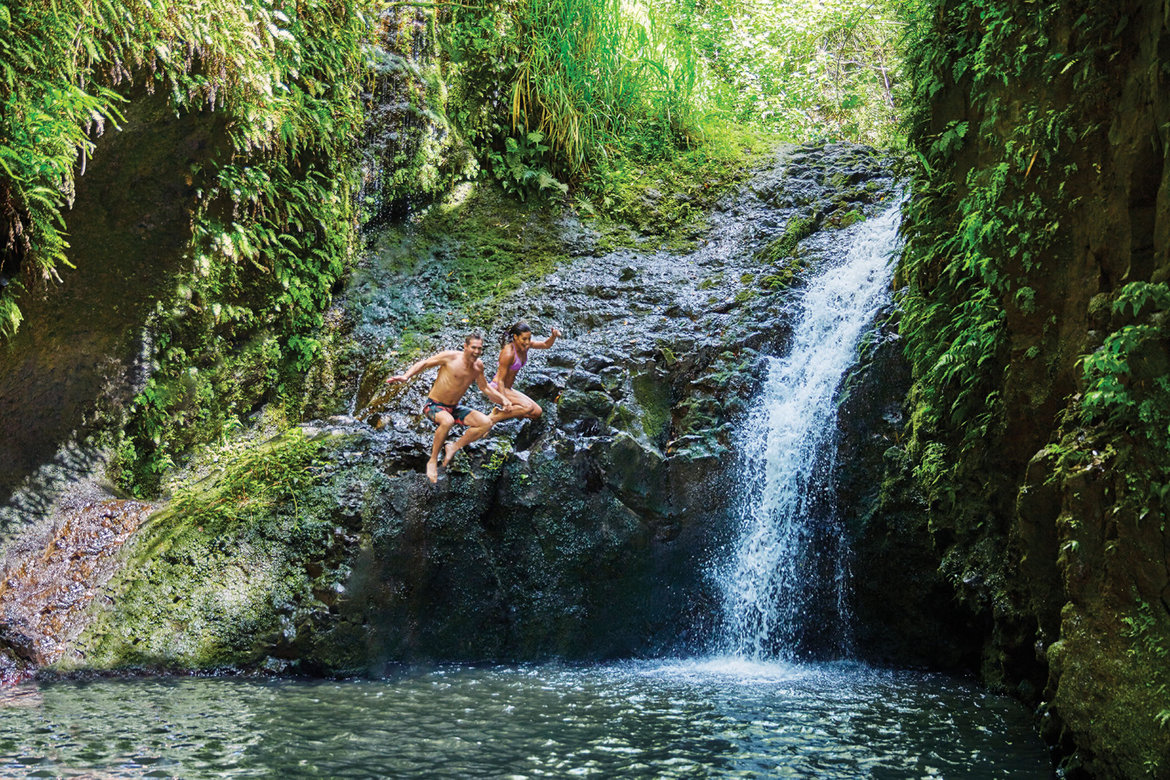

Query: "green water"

xmin=0 ymin=660 xmax=1050 ymax=778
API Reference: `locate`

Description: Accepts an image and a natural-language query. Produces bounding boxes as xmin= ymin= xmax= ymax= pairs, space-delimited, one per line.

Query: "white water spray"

xmin=716 ymin=204 xmax=902 ymax=661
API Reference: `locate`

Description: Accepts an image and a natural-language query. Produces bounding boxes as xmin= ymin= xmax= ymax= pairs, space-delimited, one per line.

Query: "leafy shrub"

xmin=486 ymin=132 xmax=568 ymax=201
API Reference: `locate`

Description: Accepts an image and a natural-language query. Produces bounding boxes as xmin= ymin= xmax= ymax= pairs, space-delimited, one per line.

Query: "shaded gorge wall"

xmin=0 ymin=92 xmax=227 ymax=518
xmin=0 ymin=1 xmax=412 ymax=534
xmin=891 ymin=0 xmax=1170 ymax=776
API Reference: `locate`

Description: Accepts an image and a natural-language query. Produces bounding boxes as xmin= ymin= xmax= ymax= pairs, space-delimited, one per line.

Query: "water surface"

xmin=0 ymin=660 xmax=1050 ymax=778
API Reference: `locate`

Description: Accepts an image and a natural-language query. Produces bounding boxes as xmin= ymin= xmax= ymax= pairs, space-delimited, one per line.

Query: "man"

xmin=385 ymin=334 xmax=512 ymax=483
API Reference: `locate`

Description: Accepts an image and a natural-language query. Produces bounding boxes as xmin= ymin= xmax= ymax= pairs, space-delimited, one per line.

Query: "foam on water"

xmin=633 ymin=656 xmax=806 ymax=683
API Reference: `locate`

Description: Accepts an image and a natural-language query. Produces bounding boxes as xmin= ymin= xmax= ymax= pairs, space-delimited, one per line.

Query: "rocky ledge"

xmin=3 ymin=142 xmax=909 ymax=675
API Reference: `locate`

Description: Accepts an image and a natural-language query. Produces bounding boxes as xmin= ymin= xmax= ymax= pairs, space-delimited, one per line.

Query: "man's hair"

xmin=463 ymin=333 xmax=483 ymax=345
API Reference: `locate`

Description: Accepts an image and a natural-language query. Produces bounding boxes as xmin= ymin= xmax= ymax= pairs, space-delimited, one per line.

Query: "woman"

xmin=488 ymin=320 xmax=560 ymax=422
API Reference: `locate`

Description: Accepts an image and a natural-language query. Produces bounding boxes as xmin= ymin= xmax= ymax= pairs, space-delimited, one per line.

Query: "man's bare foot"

xmin=442 ymin=441 xmax=457 ymax=467
xmin=426 ymin=459 xmax=438 ymax=483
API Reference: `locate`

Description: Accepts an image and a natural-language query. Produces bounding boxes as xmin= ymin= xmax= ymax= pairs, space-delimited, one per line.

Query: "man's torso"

xmin=428 ymin=353 xmax=481 ymax=405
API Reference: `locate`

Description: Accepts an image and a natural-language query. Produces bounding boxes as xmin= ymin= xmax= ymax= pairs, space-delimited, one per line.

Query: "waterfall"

xmin=715 ymin=204 xmax=902 ymax=661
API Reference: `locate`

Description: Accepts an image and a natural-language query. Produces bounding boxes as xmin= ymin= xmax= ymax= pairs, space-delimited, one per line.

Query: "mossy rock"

xmin=631 ymin=371 xmax=671 ymax=445
xmin=63 ymin=430 xmax=356 ymax=671
xmin=828 ymin=208 xmax=866 ymax=229
xmin=557 ymin=389 xmax=616 ymax=426
xmin=760 ymin=255 xmax=808 ymax=291
xmin=755 ymin=212 xmax=822 ymax=263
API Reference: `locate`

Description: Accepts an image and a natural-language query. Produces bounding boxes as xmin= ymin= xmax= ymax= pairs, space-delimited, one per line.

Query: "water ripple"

xmin=0 ymin=662 xmax=1050 ymax=778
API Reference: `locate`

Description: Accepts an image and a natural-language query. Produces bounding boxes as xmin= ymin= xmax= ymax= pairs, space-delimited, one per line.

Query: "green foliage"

xmin=0 ymin=286 xmax=22 ymax=335
xmin=677 ymin=0 xmax=905 ymax=145
xmin=894 ymin=0 xmax=1094 ymax=519
xmin=441 ymin=0 xmax=702 ymax=193
xmin=887 ymin=4 xmax=1170 ymax=656
xmin=110 ymin=334 xmax=288 ymax=495
xmin=509 ymin=0 xmax=700 ymax=172
xmin=166 ymin=430 xmax=326 ymax=533
xmin=0 ymin=0 xmax=375 ymax=493
xmin=486 ymin=131 xmax=568 ymax=200
xmin=1122 ymin=598 xmax=1170 ymax=663
xmin=436 ymin=0 xmax=906 ymax=205
xmin=0 ymin=0 xmax=123 ymax=334
xmin=1077 ymin=282 xmax=1170 ymax=512
xmin=0 ymin=0 xmax=371 ymax=332
xmin=481 ymin=439 xmax=513 ymax=472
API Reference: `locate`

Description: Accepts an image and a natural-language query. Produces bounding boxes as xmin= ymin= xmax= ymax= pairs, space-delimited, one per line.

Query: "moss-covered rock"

xmin=62 ymin=417 xmax=728 ymax=670
xmin=65 ymin=431 xmax=355 ymax=670
xmin=892 ymin=0 xmax=1170 ymax=775
xmin=755 ymin=213 xmax=821 ymax=263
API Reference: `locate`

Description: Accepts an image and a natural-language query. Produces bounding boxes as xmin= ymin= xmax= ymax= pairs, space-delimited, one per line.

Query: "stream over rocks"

xmin=715 ymin=204 xmax=902 ymax=662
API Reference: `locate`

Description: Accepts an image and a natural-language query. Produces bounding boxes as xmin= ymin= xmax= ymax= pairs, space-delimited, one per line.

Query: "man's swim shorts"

xmin=423 ymin=398 xmax=475 ymax=425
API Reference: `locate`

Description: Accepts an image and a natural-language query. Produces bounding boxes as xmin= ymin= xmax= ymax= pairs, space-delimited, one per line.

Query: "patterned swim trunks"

xmin=423 ymin=398 xmax=475 ymax=425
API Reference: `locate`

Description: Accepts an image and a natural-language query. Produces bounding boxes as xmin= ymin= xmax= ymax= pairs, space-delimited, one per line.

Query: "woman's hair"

xmin=501 ymin=320 xmax=532 ymax=346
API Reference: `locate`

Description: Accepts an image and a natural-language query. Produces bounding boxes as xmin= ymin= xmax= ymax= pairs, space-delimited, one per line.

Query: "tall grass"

xmin=511 ymin=0 xmax=700 ymax=173
xmin=439 ymin=0 xmax=905 ymax=201
xmin=444 ymin=0 xmax=701 ymax=183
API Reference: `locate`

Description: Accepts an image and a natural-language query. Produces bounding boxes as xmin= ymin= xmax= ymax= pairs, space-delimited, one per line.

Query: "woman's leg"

xmin=490 ymin=387 xmax=541 ymax=422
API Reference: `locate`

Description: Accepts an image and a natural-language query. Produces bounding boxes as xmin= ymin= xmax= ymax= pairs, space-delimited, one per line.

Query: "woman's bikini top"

xmin=491 ymin=346 xmax=528 ymax=390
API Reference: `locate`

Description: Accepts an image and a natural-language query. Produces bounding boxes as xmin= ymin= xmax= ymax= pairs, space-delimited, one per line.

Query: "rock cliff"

xmin=893 ymin=1 xmax=1170 ymax=776
xmin=26 ymin=144 xmax=904 ymax=674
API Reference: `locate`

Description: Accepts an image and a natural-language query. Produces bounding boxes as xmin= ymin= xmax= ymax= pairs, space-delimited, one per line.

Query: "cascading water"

xmin=715 ymin=203 xmax=903 ymax=662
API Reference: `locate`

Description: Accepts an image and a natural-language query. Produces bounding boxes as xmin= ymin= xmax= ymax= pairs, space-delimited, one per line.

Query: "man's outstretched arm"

xmin=386 ymin=352 xmax=448 ymax=384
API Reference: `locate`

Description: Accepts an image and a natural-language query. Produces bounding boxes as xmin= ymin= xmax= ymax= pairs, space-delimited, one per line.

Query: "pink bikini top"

xmin=490 ymin=347 xmax=528 ymax=391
